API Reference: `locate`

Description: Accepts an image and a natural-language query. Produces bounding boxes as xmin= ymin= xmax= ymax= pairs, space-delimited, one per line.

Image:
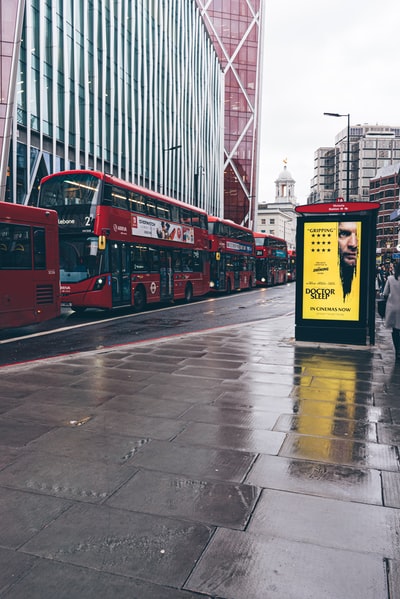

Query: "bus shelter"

xmin=295 ymin=200 xmax=380 ymax=345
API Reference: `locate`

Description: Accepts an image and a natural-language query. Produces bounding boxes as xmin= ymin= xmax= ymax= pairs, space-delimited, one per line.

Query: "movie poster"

xmin=302 ymin=220 xmax=361 ymax=321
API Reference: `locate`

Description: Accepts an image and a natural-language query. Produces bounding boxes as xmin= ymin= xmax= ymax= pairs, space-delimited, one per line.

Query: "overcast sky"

xmin=258 ymin=0 xmax=400 ymax=205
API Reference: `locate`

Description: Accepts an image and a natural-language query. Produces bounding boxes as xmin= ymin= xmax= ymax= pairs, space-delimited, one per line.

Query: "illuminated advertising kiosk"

xmin=295 ymin=200 xmax=380 ymax=345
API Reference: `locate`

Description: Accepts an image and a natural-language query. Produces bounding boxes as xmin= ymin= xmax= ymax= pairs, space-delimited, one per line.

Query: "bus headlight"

xmin=93 ymin=277 xmax=106 ymax=290
xmin=261 ymin=277 xmax=266 ymax=283
xmin=209 ymin=281 xmax=215 ymax=288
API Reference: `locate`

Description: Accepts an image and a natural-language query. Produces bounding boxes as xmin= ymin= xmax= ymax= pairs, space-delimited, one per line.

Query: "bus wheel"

xmin=71 ymin=306 xmax=86 ymax=314
xmin=184 ymin=283 xmax=193 ymax=303
xmin=226 ymin=278 xmax=232 ymax=294
xmin=134 ymin=285 xmax=146 ymax=312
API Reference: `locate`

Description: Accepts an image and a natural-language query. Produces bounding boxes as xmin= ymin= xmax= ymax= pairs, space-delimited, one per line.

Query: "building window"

xmin=270 ymin=218 xmax=275 ymax=224
xmin=261 ymin=218 xmax=266 ymax=224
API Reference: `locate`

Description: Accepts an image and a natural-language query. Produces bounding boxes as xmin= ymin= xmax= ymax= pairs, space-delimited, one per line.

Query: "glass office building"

xmin=196 ymin=0 xmax=263 ymax=227
xmin=1 ymin=0 xmax=224 ymax=217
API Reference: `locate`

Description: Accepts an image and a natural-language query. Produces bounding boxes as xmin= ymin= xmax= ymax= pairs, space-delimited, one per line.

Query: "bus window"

xmin=148 ymin=247 xmax=160 ymax=272
xmin=102 ymin=184 xmax=113 ymax=205
xmin=59 ymin=240 xmax=90 ymax=282
xmin=170 ymin=205 xmax=180 ymax=223
xmin=61 ymin=174 xmax=101 ymax=207
xmin=11 ymin=226 xmax=31 ymax=269
xmin=199 ymin=214 xmax=207 ymax=230
xmin=111 ymin=186 xmax=128 ymax=210
xmin=146 ymin=199 xmax=157 ymax=217
xmin=33 ymin=228 xmax=46 ymax=269
xmin=132 ymin=245 xmax=150 ymax=272
xmin=129 ymin=192 xmax=146 ymax=213
xmin=0 ymin=223 xmax=11 ymax=268
xmin=157 ymin=201 xmax=171 ymax=221
xmin=182 ymin=250 xmax=193 ymax=272
xmin=192 ymin=250 xmax=203 ymax=272
xmin=172 ymin=250 xmax=182 ymax=271
xmin=181 ymin=209 xmax=192 ymax=225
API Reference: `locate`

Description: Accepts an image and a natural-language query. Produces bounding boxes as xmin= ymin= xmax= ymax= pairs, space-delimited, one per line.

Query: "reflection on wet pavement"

xmin=280 ymin=346 xmax=381 ymax=464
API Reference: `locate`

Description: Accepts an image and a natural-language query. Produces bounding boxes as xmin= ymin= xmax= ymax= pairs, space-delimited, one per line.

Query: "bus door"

xmin=233 ymin=257 xmax=240 ymax=289
xmin=159 ymin=249 xmax=173 ymax=301
xmin=111 ymin=242 xmax=131 ymax=305
xmin=216 ymin=253 xmax=226 ymax=290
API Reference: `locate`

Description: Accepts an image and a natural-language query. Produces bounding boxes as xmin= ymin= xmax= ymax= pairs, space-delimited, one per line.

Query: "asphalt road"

xmin=0 ymin=284 xmax=295 ymax=367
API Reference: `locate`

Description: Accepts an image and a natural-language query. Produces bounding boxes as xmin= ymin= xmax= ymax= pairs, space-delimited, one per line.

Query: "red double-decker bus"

xmin=0 ymin=202 xmax=60 ymax=328
xmin=254 ymin=232 xmax=288 ymax=286
xmin=208 ymin=216 xmax=256 ymax=293
xmin=35 ymin=170 xmax=209 ymax=312
xmin=287 ymin=248 xmax=296 ymax=282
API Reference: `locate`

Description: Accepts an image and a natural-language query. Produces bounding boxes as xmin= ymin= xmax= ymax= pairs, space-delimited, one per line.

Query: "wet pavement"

xmin=0 ymin=312 xmax=399 ymax=598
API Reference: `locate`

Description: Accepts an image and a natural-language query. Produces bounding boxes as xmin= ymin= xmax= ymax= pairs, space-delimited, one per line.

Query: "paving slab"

xmin=245 ymin=453 xmax=383 ymax=505
xmin=0 ymin=548 xmax=37 ymax=595
xmin=0 ymin=487 xmax=70 ymax=548
xmin=248 ymin=488 xmax=400 ymax=558
xmin=21 ymin=503 xmax=213 ymax=587
xmin=273 ymin=412 xmax=378 ymax=442
xmin=107 ymin=469 xmax=260 ymax=529
xmin=0 ymin=418 xmax=52 ymax=448
xmin=388 ymin=560 xmax=400 ymax=599
xmin=130 ymin=439 xmax=257 ymax=482
xmin=279 ymin=432 xmax=400 ymax=471
xmin=180 ymin=403 xmax=281 ymax=429
xmin=382 ymin=471 xmax=400 ymax=508
xmin=175 ymin=421 xmax=286 ymax=454
xmin=0 ymin=450 xmax=138 ymax=503
xmin=1 ymin=560 xmax=210 ymax=599
xmin=184 ymin=528 xmax=388 ymax=599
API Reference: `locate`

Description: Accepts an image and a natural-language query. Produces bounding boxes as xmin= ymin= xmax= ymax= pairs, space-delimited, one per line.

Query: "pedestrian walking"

xmin=376 ymin=265 xmax=386 ymax=295
xmin=383 ymin=261 xmax=400 ymax=360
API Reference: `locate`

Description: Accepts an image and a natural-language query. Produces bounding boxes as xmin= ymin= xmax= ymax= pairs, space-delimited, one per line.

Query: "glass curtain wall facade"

xmin=196 ymin=0 xmax=263 ymax=228
xmin=4 ymin=0 xmax=224 ymax=217
xmin=0 ymin=0 xmax=25 ymax=202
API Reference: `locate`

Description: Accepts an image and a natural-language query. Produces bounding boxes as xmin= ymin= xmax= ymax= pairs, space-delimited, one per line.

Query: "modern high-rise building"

xmin=309 ymin=125 xmax=400 ymax=204
xmin=196 ymin=0 xmax=263 ymax=228
xmin=1 ymin=0 xmax=224 ymax=218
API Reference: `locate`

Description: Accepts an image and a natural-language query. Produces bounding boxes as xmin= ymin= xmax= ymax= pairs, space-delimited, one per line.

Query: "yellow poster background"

xmin=302 ymin=221 xmax=361 ymax=321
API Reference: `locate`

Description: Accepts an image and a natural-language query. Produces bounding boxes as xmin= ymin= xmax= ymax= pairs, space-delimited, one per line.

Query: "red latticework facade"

xmin=196 ymin=0 xmax=263 ymax=227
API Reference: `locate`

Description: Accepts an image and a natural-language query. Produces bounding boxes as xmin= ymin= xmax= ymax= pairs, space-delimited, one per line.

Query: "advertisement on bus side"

xmin=131 ymin=215 xmax=194 ymax=244
xmin=226 ymin=241 xmax=253 ymax=254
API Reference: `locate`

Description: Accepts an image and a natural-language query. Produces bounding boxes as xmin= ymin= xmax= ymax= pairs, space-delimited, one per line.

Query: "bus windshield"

xmin=39 ymin=173 xmax=101 ymax=210
xmin=60 ymin=236 xmax=108 ymax=283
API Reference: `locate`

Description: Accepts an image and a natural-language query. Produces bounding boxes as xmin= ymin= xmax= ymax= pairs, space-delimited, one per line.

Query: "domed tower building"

xmin=275 ymin=163 xmax=296 ymax=205
xmin=256 ymin=161 xmax=297 ymax=249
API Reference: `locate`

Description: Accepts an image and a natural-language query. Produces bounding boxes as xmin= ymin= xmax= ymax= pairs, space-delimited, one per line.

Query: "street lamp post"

xmin=323 ymin=112 xmax=350 ymax=202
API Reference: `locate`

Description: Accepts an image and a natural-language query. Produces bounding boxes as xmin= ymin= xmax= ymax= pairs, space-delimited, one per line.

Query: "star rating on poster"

xmin=310 ymin=232 xmax=332 ymax=253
